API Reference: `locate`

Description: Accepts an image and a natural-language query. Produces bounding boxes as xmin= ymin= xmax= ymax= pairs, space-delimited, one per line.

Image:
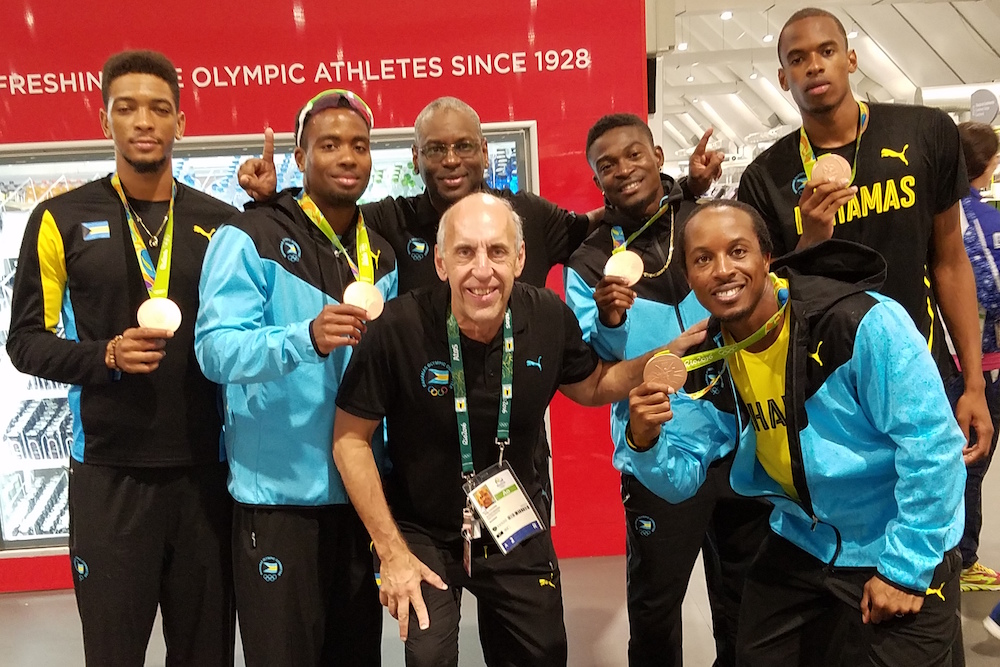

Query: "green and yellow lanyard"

xmin=447 ymin=306 xmax=514 ymax=478
xmin=111 ymin=173 xmax=176 ymax=298
xmin=798 ymin=100 xmax=869 ymax=184
xmin=296 ymin=192 xmax=376 ymax=286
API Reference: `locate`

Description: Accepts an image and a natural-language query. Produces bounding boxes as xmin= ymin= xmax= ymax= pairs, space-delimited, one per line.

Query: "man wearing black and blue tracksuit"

xmin=565 ymin=113 xmax=770 ymax=667
xmin=195 ymin=91 xmax=397 ymax=666
xmin=626 ymin=203 xmax=966 ymax=665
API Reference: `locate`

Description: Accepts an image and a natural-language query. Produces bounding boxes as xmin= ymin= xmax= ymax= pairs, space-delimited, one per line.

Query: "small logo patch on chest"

xmin=407 ymin=237 xmax=429 ymax=261
xmin=81 ymin=221 xmax=110 ymax=241
xmin=280 ymin=238 xmax=301 ymax=263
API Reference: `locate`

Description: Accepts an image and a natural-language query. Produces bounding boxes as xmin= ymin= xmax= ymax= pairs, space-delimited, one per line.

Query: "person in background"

xmin=954 ymin=121 xmax=1000 ymax=592
xmin=987 ymin=599 xmax=1000 ymax=640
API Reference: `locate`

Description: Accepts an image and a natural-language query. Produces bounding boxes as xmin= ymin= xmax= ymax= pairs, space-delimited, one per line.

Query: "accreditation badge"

xmin=462 ymin=462 xmax=544 ymax=555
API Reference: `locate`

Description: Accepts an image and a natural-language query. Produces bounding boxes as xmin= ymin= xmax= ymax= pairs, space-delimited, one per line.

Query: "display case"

xmin=0 ymin=122 xmax=537 ymax=550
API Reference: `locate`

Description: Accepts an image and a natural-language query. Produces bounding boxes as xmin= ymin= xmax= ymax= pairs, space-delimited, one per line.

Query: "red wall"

xmin=0 ymin=1 xmax=647 ymax=581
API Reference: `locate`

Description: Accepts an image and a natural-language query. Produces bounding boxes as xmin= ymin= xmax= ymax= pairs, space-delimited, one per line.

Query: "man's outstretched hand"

xmin=238 ymin=127 xmax=278 ymax=201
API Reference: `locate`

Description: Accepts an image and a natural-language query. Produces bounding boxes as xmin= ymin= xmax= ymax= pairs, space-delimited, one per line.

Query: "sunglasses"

xmin=295 ymin=89 xmax=375 ymax=146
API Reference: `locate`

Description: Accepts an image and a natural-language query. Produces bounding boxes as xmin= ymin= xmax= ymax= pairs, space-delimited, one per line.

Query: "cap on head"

xmin=294 ymin=89 xmax=375 ymax=147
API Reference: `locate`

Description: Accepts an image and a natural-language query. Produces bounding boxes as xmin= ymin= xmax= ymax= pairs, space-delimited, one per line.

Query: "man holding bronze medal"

xmin=194 ymin=89 xmax=396 ymax=666
xmin=6 ymin=51 xmax=236 ymax=665
xmin=736 ymin=9 xmax=992 ymax=468
xmin=564 ymin=113 xmax=770 ymax=667
xmin=331 ymin=191 xmax=703 ymax=666
xmin=625 ymin=200 xmax=966 ymax=665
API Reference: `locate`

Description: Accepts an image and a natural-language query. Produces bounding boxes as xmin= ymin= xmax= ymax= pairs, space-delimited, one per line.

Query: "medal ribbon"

xmin=610 ymin=196 xmax=673 ymax=254
xmin=798 ymin=100 xmax=869 ymax=185
xmin=447 ymin=306 xmax=514 ymax=476
xmin=110 ymin=173 xmax=176 ymax=299
xmin=664 ymin=274 xmax=789 ymax=400
xmin=296 ymin=192 xmax=375 ymax=285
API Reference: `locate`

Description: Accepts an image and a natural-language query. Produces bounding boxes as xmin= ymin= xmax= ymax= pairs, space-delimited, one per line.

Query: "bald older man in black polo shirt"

xmin=332 ymin=192 xmax=705 ymax=667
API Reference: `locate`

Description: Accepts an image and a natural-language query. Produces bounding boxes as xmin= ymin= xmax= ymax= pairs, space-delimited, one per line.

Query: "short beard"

xmin=309 ymin=189 xmax=361 ymax=209
xmin=716 ymin=284 xmax=771 ymax=337
xmin=325 ymin=191 xmax=362 ymax=208
xmin=717 ymin=304 xmax=757 ymax=326
xmin=125 ymin=154 xmax=168 ymax=174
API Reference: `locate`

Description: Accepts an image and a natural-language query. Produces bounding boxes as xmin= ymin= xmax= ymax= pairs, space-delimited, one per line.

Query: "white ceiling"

xmin=655 ymin=0 xmax=1000 ymax=164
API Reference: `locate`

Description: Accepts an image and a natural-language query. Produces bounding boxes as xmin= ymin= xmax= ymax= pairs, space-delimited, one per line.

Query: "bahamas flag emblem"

xmin=428 ymin=370 xmax=450 ymax=385
xmin=81 ymin=221 xmax=110 ymax=241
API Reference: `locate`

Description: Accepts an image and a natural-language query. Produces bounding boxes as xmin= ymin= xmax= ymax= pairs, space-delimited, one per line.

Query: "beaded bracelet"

xmin=106 ymin=334 xmax=124 ymax=371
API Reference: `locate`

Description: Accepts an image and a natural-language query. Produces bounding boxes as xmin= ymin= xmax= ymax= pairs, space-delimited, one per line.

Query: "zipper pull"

xmin=810 ymin=516 xmax=819 ymax=531
xmin=251 ymin=530 xmax=257 ymax=549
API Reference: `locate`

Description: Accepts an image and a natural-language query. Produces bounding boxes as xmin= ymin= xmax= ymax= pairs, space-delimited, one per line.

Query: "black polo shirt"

xmin=737 ymin=103 xmax=967 ymax=376
xmin=360 ymin=188 xmax=589 ymax=294
xmin=336 ymin=282 xmax=598 ymax=543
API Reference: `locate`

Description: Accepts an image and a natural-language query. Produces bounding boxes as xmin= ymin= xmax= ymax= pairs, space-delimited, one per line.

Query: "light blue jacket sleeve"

xmin=381 ymin=266 xmax=398 ymax=303
xmin=195 ymin=225 xmax=322 ymax=384
xmin=623 ymin=392 xmax=738 ymax=503
xmin=564 ymin=266 xmax=630 ymax=361
xmin=854 ymin=298 xmax=967 ymax=591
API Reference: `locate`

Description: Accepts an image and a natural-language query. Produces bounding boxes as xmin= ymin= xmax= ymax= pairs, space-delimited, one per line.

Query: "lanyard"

xmin=668 ymin=274 xmax=788 ymax=399
xmin=296 ymin=192 xmax=375 ymax=285
xmin=798 ymin=101 xmax=870 ymax=185
xmin=447 ymin=306 xmax=514 ymax=477
xmin=610 ymin=196 xmax=672 ymax=255
xmin=110 ymin=173 xmax=176 ymax=299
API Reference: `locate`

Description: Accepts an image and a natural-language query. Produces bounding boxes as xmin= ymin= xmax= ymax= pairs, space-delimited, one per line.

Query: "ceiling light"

xmin=677 ymin=42 xmax=688 ymax=51
xmin=692 ymin=97 xmax=700 ymax=103
xmin=720 ymin=11 xmax=733 ymax=20
xmin=847 ymin=30 xmax=858 ymax=39
xmin=762 ymin=33 xmax=774 ymax=43
xmin=750 ymin=71 xmax=759 ymax=80
xmin=692 ymin=61 xmax=700 ymax=67
xmin=686 ymin=75 xmax=695 ymax=82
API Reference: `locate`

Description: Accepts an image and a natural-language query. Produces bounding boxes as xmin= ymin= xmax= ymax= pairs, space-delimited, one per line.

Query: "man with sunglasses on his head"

xmin=194 ymin=89 xmax=396 ymax=667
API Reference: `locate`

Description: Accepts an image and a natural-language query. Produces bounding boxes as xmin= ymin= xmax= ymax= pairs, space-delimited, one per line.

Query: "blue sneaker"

xmin=986 ymin=601 xmax=1000 ymax=641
